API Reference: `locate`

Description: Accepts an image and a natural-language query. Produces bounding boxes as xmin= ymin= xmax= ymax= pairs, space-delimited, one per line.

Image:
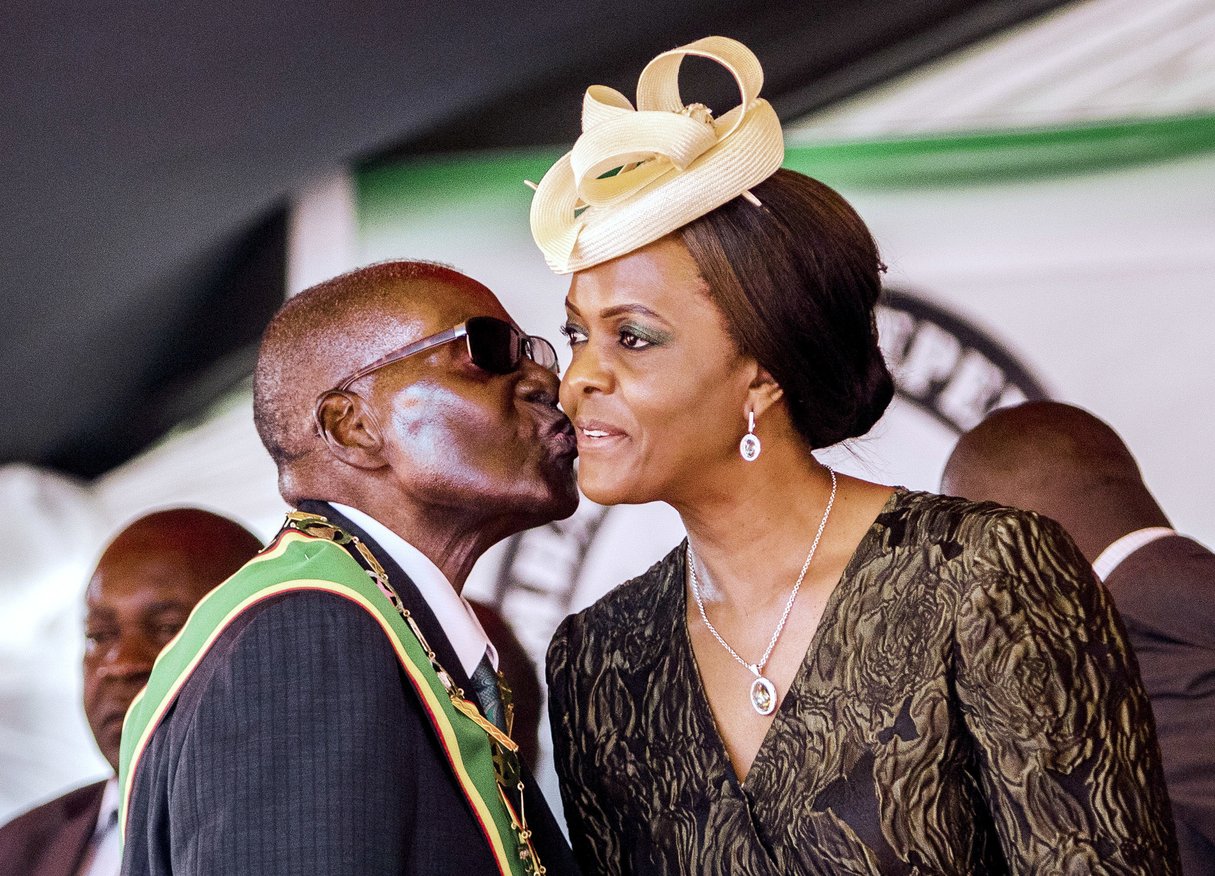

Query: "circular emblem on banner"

xmin=876 ymin=288 xmax=1049 ymax=434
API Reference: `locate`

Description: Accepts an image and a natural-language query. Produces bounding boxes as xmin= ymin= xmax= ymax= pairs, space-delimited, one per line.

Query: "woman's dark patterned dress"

xmin=547 ymin=491 xmax=1180 ymax=874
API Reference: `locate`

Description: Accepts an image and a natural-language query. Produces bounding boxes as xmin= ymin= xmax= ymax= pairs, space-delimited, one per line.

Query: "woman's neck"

xmin=674 ymin=443 xmax=840 ymax=613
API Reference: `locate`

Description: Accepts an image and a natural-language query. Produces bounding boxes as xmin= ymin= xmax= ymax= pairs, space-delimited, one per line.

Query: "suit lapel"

xmin=296 ymin=500 xmax=475 ymax=692
xmin=32 ymin=781 xmax=105 ymax=876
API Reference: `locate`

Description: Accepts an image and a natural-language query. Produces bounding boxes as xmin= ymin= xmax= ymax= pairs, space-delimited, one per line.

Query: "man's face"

xmin=355 ymin=279 xmax=578 ymax=529
xmin=82 ymin=539 xmax=217 ymax=771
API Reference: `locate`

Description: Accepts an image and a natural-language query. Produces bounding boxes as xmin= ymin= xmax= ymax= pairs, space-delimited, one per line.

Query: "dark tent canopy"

xmin=1 ymin=0 xmax=1066 ymax=477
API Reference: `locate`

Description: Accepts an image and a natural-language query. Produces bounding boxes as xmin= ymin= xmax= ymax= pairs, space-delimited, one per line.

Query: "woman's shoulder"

xmin=871 ymin=489 xmax=1077 ymax=574
xmin=549 ymin=541 xmax=686 ymax=662
xmin=886 ymin=489 xmax=1064 ymax=543
xmin=886 ymin=489 xmax=1084 ymax=579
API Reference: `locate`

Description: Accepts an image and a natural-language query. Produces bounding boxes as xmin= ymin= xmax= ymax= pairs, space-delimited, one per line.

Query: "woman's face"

xmin=560 ymin=235 xmax=758 ymax=507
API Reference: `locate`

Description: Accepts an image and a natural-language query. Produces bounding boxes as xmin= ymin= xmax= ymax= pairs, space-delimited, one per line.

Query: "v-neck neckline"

xmin=676 ymin=488 xmax=904 ymax=791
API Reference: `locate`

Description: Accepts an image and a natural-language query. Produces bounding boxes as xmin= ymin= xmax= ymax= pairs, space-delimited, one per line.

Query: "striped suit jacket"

xmin=121 ymin=501 xmax=577 ymax=875
xmin=1105 ymin=534 xmax=1215 ymax=875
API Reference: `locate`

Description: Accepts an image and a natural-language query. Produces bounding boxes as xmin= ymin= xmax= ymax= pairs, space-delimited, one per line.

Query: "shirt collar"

xmin=1092 ymin=526 xmax=1176 ymax=581
xmin=329 ymin=503 xmax=497 ymax=676
xmin=96 ymin=775 xmax=119 ymax=835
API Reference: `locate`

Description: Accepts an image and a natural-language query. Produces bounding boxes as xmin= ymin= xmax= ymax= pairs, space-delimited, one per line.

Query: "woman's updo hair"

xmin=678 ymin=168 xmax=894 ymax=449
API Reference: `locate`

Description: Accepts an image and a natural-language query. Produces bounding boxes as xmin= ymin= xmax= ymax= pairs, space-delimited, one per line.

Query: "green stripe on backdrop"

xmin=785 ymin=113 xmax=1215 ymax=186
xmin=358 ymin=113 xmax=1215 ymax=224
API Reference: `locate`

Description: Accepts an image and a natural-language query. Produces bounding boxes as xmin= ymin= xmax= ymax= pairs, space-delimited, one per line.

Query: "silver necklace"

xmin=687 ymin=467 xmax=837 ymax=717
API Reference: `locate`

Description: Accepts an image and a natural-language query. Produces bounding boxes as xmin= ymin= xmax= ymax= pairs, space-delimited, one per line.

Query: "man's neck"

xmin=329 ymin=502 xmax=500 ymax=678
xmin=310 ymin=496 xmax=508 ymax=592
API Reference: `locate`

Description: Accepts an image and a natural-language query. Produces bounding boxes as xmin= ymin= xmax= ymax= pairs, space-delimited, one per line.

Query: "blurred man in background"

xmin=942 ymin=401 xmax=1215 ymax=874
xmin=0 ymin=508 xmax=260 ymax=876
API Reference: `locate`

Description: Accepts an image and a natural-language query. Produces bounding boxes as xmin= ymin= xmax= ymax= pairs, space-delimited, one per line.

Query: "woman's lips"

xmin=574 ymin=420 xmax=628 ymax=451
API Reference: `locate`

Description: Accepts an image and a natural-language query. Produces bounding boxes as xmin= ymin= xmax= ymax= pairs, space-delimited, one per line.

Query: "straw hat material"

xmin=528 ymin=36 xmax=784 ymax=274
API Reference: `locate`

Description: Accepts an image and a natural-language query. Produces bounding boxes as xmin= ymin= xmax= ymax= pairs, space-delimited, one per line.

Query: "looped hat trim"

xmin=529 ymin=36 xmax=784 ymax=274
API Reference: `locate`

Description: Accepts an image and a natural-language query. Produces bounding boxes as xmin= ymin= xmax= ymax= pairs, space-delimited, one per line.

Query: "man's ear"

xmin=746 ymin=366 xmax=784 ymax=419
xmin=314 ymin=392 xmax=387 ymax=470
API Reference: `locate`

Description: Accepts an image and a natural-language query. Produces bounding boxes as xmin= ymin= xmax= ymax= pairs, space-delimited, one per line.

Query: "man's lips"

xmin=97 ymin=706 xmax=131 ymax=730
xmin=538 ymin=412 xmax=578 ymax=456
xmin=90 ymin=685 xmax=147 ymax=729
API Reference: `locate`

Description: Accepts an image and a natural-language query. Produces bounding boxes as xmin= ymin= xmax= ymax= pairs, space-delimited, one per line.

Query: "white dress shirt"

xmin=78 ymin=776 xmax=119 ymax=876
xmin=330 ymin=504 xmax=498 ymax=677
xmin=1092 ymin=526 xmax=1176 ymax=581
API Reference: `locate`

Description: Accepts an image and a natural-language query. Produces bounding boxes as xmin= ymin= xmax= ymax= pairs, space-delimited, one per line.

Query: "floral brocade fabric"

xmin=546 ymin=491 xmax=1180 ymax=875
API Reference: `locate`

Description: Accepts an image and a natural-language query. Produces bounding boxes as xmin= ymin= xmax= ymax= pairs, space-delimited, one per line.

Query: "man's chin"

xmin=99 ymin=729 xmax=123 ymax=773
xmin=550 ymin=484 xmax=580 ymax=521
xmin=535 ymin=454 xmax=580 ymax=519
xmin=528 ymin=474 xmax=580 ymax=523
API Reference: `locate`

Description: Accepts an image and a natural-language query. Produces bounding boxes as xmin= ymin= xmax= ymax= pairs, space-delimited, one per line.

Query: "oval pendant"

xmin=749 ymin=675 xmax=777 ymax=716
xmin=739 ymin=433 xmax=761 ymax=462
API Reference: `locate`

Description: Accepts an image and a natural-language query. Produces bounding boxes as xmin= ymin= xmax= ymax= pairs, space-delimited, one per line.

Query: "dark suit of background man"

xmin=120 ymin=260 xmax=581 ymax=875
xmin=942 ymin=400 xmax=1215 ymax=875
xmin=0 ymin=509 xmax=260 ymax=876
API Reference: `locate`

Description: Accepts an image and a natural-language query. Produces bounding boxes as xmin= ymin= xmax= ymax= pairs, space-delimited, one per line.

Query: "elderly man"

xmin=942 ymin=401 xmax=1215 ymax=875
xmin=120 ymin=261 xmax=580 ymax=875
xmin=0 ymin=508 xmax=260 ymax=876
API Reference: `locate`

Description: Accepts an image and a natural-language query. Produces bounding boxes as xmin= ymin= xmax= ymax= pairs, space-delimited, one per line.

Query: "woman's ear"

xmin=746 ymin=367 xmax=784 ymax=419
xmin=314 ymin=391 xmax=388 ymax=470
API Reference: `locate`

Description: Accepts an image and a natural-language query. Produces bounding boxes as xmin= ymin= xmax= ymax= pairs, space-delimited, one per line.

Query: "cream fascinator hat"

xmin=529 ymin=36 xmax=784 ymax=274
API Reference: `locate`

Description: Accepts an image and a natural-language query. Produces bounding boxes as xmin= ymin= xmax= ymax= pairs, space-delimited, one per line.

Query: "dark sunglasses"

xmin=333 ymin=316 xmax=559 ymax=392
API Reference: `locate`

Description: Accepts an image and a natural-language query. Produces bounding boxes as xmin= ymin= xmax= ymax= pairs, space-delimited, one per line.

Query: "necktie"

xmin=470 ymin=652 xmax=509 ymax=733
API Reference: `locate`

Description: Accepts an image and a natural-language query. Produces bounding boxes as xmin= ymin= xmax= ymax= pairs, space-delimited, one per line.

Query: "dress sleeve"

xmin=954 ymin=510 xmax=1181 ymax=873
xmin=547 ymin=614 xmax=624 ymax=876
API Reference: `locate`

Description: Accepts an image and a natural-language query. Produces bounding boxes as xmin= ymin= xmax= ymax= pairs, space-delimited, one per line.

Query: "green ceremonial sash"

xmin=118 ymin=527 xmax=532 ymax=876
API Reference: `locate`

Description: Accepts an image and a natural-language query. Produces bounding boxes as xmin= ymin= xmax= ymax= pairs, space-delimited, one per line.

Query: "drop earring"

xmin=739 ymin=410 xmax=761 ymax=461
